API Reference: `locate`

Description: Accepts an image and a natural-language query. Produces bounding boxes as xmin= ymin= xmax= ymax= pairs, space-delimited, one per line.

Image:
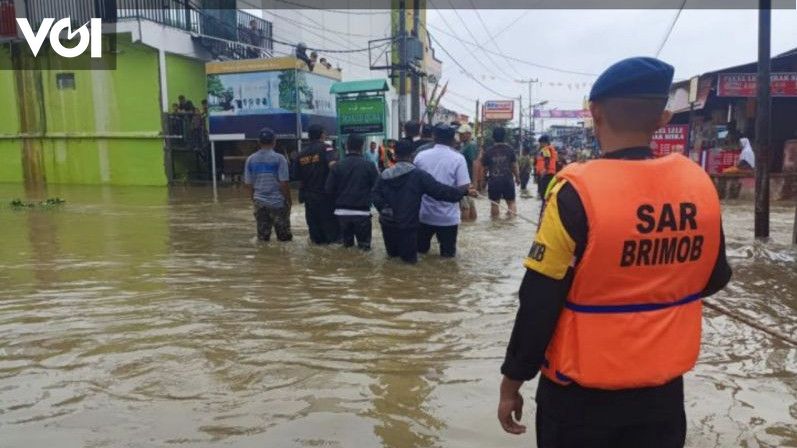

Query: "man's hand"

xmin=468 ymin=187 xmax=479 ymax=198
xmin=498 ymin=376 xmax=527 ymax=435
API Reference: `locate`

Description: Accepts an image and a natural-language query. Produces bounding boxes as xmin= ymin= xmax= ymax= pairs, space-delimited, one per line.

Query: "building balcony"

xmin=6 ymin=0 xmax=272 ymax=60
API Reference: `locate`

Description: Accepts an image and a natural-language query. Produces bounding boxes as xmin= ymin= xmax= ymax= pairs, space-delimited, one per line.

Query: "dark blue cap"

xmin=259 ymin=127 xmax=276 ymax=144
xmin=589 ymin=57 xmax=674 ymax=102
xmin=433 ymin=122 xmax=456 ymax=140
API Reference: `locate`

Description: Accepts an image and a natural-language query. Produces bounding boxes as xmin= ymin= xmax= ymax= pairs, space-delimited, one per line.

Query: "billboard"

xmin=533 ymin=109 xmax=591 ymax=119
xmin=206 ymin=57 xmax=338 ymax=139
xmin=650 ymin=124 xmax=689 ymax=158
xmin=717 ymin=72 xmax=797 ymax=97
xmin=482 ymin=100 xmax=514 ymax=121
xmin=337 ymin=96 xmax=386 ymax=135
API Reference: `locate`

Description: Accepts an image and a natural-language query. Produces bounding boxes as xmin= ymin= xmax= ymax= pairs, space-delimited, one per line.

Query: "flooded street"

xmin=1 ymin=184 xmax=795 ymax=448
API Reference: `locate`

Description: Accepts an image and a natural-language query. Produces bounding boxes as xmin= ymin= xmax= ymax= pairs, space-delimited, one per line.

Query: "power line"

xmin=491 ymin=10 xmax=530 ymax=39
xmin=426 ymin=0 xmax=515 ymax=83
xmin=467 ymin=0 xmax=526 ymax=79
xmin=426 ymin=23 xmax=597 ymax=77
xmin=265 ymin=10 xmax=372 ymax=52
xmin=447 ymin=0 xmax=509 ymax=76
xmin=427 ymin=30 xmax=516 ymax=100
xmin=655 ymin=0 xmax=688 ymax=57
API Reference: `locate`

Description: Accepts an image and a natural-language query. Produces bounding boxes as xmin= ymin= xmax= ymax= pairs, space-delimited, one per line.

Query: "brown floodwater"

xmin=0 ymin=184 xmax=795 ymax=448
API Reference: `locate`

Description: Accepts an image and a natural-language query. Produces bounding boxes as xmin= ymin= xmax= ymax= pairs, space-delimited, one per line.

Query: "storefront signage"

xmin=482 ymin=100 xmax=514 ymax=121
xmin=651 ymin=124 xmax=689 ymax=158
xmin=717 ymin=72 xmax=797 ymax=97
xmin=336 ymin=96 xmax=386 ymax=135
xmin=533 ymin=109 xmax=591 ymax=119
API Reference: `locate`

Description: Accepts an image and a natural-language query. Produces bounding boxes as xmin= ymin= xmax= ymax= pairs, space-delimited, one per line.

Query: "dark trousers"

xmin=254 ymin=203 xmax=292 ymax=242
xmin=417 ymin=223 xmax=458 ymax=258
xmin=535 ymin=376 xmax=686 ymax=448
xmin=381 ymin=224 xmax=418 ymax=263
xmin=538 ymin=173 xmax=554 ymax=199
xmin=338 ymin=215 xmax=372 ymax=250
xmin=520 ymin=172 xmax=531 ymax=190
xmin=304 ymin=197 xmax=340 ymax=244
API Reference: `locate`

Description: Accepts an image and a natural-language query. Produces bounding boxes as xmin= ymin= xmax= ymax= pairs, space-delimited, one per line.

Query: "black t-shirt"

xmin=296 ymin=141 xmax=338 ymax=198
xmin=482 ymin=143 xmax=517 ymax=179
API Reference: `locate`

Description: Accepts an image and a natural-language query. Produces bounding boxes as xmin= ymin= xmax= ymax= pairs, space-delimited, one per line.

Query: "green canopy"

xmin=330 ymin=79 xmax=390 ymax=94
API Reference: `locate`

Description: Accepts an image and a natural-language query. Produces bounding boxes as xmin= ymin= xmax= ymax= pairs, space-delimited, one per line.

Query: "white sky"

xmin=428 ymin=8 xmax=797 ymax=123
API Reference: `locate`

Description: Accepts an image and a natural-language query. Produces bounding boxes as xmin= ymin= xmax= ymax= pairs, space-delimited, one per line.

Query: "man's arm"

xmin=498 ymin=181 xmax=584 ymax=435
xmin=419 ymin=170 xmax=467 ymax=203
xmin=701 ymin=226 xmax=732 ymax=297
xmin=243 ymin=158 xmax=254 ymax=201
xmin=278 ymin=156 xmax=292 ymax=207
xmin=324 ymin=164 xmax=338 ymax=197
xmin=371 ymin=177 xmax=386 ymax=212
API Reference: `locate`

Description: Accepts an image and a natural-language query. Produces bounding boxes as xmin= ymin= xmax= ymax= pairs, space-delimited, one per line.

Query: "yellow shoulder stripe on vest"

xmin=523 ymin=180 xmax=577 ymax=280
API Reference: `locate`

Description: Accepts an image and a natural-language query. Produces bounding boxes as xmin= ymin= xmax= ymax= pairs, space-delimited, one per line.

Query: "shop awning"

xmin=330 ymin=79 xmax=390 ymax=95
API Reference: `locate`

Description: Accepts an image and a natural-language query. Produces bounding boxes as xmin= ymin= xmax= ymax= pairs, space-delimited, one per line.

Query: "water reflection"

xmin=0 ymin=185 xmax=795 ymax=448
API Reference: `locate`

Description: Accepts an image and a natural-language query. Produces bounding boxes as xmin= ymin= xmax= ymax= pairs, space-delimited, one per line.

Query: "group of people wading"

xmin=243 ymin=119 xmax=555 ymax=263
xmin=245 ymin=56 xmax=732 ymax=448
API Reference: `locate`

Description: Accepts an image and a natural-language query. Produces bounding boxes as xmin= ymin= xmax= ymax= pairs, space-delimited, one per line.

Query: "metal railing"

xmin=19 ymin=0 xmax=272 ymax=58
xmin=0 ymin=0 xmax=16 ymax=38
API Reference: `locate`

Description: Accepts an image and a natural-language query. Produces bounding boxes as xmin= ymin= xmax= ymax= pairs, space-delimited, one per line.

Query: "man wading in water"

xmin=497 ymin=57 xmax=731 ymax=447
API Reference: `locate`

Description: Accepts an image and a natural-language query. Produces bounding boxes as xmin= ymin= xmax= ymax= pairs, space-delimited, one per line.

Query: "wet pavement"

xmin=0 ymin=184 xmax=795 ymax=448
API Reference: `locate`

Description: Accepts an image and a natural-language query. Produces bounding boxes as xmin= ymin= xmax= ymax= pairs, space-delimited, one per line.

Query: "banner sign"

xmin=533 ymin=109 xmax=591 ymax=119
xmin=482 ymin=100 xmax=514 ymax=121
xmin=717 ymin=72 xmax=797 ymax=97
xmin=336 ymin=96 xmax=386 ymax=135
xmin=207 ymin=69 xmax=336 ymax=139
xmin=650 ymin=124 xmax=689 ymax=158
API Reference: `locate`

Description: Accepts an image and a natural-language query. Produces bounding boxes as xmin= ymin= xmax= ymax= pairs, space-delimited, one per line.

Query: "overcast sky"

xmin=428 ymin=8 xmax=797 ymax=121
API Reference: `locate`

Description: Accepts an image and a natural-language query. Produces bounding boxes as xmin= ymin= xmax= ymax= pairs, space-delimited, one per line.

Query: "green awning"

xmin=330 ymin=79 xmax=390 ymax=94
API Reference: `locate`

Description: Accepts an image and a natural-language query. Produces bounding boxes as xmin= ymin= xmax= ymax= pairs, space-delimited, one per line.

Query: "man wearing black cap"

xmin=243 ymin=128 xmax=292 ymax=242
xmin=296 ymin=124 xmax=340 ymax=244
xmin=413 ymin=123 xmax=472 ymax=258
xmin=497 ymin=57 xmax=731 ymax=447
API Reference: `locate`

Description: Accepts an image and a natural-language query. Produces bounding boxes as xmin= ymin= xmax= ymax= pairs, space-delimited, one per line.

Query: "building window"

xmin=56 ymin=73 xmax=76 ymax=90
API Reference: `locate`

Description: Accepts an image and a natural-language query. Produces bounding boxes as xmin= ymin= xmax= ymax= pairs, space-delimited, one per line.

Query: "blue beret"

xmin=589 ymin=57 xmax=674 ymax=101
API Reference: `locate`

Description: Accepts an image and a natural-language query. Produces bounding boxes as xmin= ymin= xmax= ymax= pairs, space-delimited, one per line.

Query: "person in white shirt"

xmin=738 ymin=137 xmax=755 ymax=170
xmin=413 ymin=123 xmax=472 ymax=257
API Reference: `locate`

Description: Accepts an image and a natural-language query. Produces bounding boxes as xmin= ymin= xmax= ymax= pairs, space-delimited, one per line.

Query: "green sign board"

xmin=336 ymin=96 xmax=386 ymax=135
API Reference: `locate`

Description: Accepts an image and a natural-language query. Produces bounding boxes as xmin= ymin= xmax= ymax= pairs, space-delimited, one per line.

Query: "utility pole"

xmin=398 ymin=0 xmax=407 ymax=138
xmin=516 ymin=79 xmax=538 ymax=136
xmin=754 ymin=0 xmax=771 ymax=240
xmin=518 ymin=96 xmax=523 ymax=152
xmin=410 ymin=0 xmax=421 ymax=122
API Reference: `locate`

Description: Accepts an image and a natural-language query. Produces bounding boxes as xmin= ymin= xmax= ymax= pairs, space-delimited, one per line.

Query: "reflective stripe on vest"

xmin=540 ymin=154 xmax=721 ymax=390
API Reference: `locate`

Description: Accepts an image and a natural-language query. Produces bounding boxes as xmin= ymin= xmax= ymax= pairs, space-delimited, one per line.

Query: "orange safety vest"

xmin=535 ymin=154 xmax=545 ymax=176
xmin=546 ymin=146 xmax=558 ymax=175
xmin=541 ymin=154 xmax=721 ymax=390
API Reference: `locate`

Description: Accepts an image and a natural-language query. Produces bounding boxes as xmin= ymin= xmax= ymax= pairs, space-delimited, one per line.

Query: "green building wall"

xmin=0 ymin=46 xmax=23 ymax=183
xmin=0 ymin=34 xmax=209 ymax=187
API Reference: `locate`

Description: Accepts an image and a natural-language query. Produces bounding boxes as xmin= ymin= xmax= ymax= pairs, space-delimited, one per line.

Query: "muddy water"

xmin=0 ymin=184 xmax=795 ymax=448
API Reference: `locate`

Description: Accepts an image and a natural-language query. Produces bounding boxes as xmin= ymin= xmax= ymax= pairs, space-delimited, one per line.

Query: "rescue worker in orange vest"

xmin=497 ymin=57 xmax=732 ymax=447
xmin=536 ymin=135 xmax=558 ymax=200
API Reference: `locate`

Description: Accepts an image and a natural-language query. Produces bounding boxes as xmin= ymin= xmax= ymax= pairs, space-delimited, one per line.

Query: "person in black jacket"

xmin=372 ymin=140 xmax=475 ymax=264
xmin=325 ymin=133 xmax=379 ymax=250
xmin=297 ymin=124 xmax=339 ymax=245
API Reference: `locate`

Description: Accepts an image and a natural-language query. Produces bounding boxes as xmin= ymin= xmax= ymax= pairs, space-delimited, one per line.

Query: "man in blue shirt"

xmin=243 ymin=128 xmax=292 ymax=242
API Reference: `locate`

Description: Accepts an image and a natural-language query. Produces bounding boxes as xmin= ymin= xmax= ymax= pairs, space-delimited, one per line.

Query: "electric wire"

xmin=427 ymin=30 xmax=517 ymax=99
xmin=426 ymin=23 xmax=597 ymax=76
xmin=654 ymin=0 xmax=688 ymax=57
xmin=467 ymin=0 xmax=527 ymax=79
xmin=427 ymin=0 xmax=515 ymax=83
